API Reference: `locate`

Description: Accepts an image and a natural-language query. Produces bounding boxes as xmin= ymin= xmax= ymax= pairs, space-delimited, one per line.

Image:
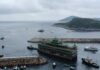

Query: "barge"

xmin=38 ymin=38 xmax=77 ymax=62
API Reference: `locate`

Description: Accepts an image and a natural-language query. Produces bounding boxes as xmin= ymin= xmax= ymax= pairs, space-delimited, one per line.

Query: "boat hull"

xmin=38 ymin=49 xmax=77 ymax=62
xmin=84 ymin=49 xmax=98 ymax=51
xmin=0 ymin=55 xmax=4 ymax=58
xmin=82 ymin=58 xmax=99 ymax=68
xmin=27 ymin=46 xmax=37 ymax=50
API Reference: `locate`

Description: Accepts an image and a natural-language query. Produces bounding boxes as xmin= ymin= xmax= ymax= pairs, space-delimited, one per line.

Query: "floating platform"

xmin=28 ymin=38 xmax=100 ymax=43
xmin=0 ymin=56 xmax=47 ymax=67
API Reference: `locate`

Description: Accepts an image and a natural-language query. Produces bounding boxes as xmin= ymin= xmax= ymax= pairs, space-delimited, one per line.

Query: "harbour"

xmin=0 ymin=22 xmax=100 ymax=70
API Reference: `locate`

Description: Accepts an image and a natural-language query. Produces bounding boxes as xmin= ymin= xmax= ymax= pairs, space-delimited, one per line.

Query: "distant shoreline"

xmin=54 ymin=24 xmax=100 ymax=32
xmin=65 ymin=27 xmax=100 ymax=32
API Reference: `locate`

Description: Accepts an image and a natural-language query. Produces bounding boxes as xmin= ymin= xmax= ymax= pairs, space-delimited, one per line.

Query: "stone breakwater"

xmin=28 ymin=38 xmax=100 ymax=43
xmin=0 ymin=56 xmax=47 ymax=67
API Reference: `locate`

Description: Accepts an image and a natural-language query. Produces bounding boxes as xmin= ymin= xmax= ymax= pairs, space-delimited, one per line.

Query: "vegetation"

xmin=47 ymin=38 xmax=62 ymax=46
xmin=54 ymin=17 xmax=100 ymax=31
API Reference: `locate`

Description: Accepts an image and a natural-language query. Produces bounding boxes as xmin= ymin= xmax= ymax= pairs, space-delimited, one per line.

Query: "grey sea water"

xmin=0 ymin=22 xmax=100 ymax=70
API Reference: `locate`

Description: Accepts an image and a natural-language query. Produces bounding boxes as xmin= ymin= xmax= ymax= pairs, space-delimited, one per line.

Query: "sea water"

xmin=0 ymin=22 xmax=100 ymax=70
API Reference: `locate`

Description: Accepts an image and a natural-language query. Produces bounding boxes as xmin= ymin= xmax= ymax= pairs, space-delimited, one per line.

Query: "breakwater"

xmin=0 ymin=56 xmax=47 ymax=67
xmin=28 ymin=38 xmax=100 ymax=43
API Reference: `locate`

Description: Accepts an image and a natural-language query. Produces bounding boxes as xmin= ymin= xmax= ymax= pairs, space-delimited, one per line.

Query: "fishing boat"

xmin=52 ymin=62 xmax=57 ymax=69
xmin=38 ymin=29 xmax=44 ymax=32
xmin=84 ymin=46 xmax=98 ymax=52
xmin=13 ymin=66 xmax=19 ymax=70
xmin=0 ymin=37 xmax=5 ymax=40
xmin=64 ymin=64 xmax=70 ymax=67
xmin=38 ymin=38 xmax=77 ymax=62
xmin=27 ymin=45 xmax=36 ymax=50
xmin=1 ymin=45 xmax=5 ymax=49
xmin=0 ymin=54 xmax=4 ymax=57
xmin=20 ymin=65 xmax=26 ymax=70
xmin=82 ymin=58 xmax=99 ymax=68
xmin=4 ymin=66 xmax=8 ymax=70
xmin=63 ymin=64 xmax=75 ymax=70
xmin=69 ymin=66 xmax=75 ymax=70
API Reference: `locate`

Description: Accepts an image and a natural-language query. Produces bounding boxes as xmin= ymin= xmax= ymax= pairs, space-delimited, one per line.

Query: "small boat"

xmin=27 ymin=45 xmax=37 ymax=50
xmin=0 ymin=54 xmax=4 ymax=57
xmin=64 ymin=64 xmax=70 ymax=67
xmin=0 ymin=37 xmax=4 ymax=40
xmin=4 ymin=66 xmax=8 ymax=70
xmin=69 ymin=66 xmax=75 ymax=70
xmin=1 ymin=45 xmax=5 ymax=49
xmin=52 ymin=62 xmax=57 ymax=69
xmin=82 ymin=58 xmax=99 ymax=68
xmin=20 ymin=65 xmax=26 ymax=70
xmin=13 ymin=66 xmax=19 ymax=70
xmin=38 ymin=29 xmax=44 ymax=32
xmin=84 ymin=47 xmax=98 ymax=52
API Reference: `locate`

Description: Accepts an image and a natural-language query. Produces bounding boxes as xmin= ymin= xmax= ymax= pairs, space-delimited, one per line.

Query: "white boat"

xmin=70 ymin=66 xmax=75 ymax=70
xmin=52 ymin=62 xmax=57 ymax=69
xmin=20 ymin=65 xmax=26 ymax=70
xmin=13 ymin=66 xmax=19 ymax=70
xmin=4 ymin=66 xmax=7 ymax=70
xmin=84 ymin=46 xmax=98 ymax=52
xmin=82 ymin=58 xmax=99 ymax=68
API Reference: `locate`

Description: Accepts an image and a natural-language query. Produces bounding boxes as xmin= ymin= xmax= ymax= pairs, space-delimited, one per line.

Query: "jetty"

xmin=28 ymin=38 xmax=100 ymax=43
xmin=0 ymin=56 xmax=47 ymax=67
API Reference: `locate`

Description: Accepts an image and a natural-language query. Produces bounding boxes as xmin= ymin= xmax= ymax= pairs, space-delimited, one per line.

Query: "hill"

xmin=54 ymin=16 xmax=100 ymax=31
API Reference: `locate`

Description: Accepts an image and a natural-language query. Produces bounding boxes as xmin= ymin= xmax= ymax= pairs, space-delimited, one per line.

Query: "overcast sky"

xmin=0 ymin=0 xmax=100 ymax=21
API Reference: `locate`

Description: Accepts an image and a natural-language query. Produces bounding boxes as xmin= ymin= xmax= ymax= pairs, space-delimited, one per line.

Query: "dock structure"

xmin=0 ymin=56 xmax=47 ymax=67
xmin=28 ymin=38 xmax=100 ymax=43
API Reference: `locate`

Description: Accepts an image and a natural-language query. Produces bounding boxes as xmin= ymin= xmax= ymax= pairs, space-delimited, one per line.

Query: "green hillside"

xmin=54 ymin=17 xmax=100 ymax=31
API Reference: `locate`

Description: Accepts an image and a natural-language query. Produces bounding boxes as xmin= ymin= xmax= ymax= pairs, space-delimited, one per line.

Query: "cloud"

xmin=0 ymin=0 xmax=45 ymax=13
xmin=0 ymin=0 xmax=100 ymax=21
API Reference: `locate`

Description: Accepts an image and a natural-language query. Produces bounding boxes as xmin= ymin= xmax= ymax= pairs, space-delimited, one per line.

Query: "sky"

xmin=0 ymin=0 xmax=100 ymax=21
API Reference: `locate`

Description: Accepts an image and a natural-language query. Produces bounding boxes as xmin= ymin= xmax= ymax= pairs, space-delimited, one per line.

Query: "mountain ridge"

xmin=54 ymin=16 xmax=100 ymax=32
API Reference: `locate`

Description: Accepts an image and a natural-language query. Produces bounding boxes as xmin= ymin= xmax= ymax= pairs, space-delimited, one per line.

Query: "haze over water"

xmin=0 ymin=22 xmax=100 ymax=70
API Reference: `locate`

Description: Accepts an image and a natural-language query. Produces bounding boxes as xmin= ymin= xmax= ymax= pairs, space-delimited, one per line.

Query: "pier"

xmin=28 ymin=38 xmax=100 ymax=43
xmin=0 ymin=56 xmax=47 ymax=67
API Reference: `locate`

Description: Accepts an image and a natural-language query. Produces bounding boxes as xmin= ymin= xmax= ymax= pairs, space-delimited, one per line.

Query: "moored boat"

xmin=52 ymin=62 xmax=57 ymax=69
xmin=0 ymin=37 xmax=5 ymax=40
xmin=20 ymin=65 xmax=26 ymax=70
xmin=13 ymin=66 xmax=19 ymax=70
xmin=82 ymin=58 xmax=99 ymax=68
xmin=1 ymin=45 xmax=5 ymax=49
xmin=84 ymin=47 xmax=98 ymax=52
xmin=4 ymin=66 xmax=8 ymax=70
xmin=0 ymin=54 xmax=4 ymax=58
xmin=38 ymin=38 xmax=77 ymax=62
xmin=27 ymin=45 xmax=37 ymax=50
xmin=38 ymin=29 xmax=44 ymax=32
xmin=69 ymin=66 xmax=75 ymax=70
